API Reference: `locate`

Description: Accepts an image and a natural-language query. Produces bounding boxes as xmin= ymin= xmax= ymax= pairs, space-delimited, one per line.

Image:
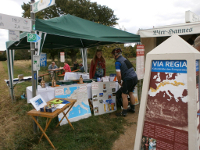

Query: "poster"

xmin=54 ymin=84 xmax=91 ymax=125
xmin=136 ymin=45 xmax=145 ymax=80
xmin=141 ymin=60 xmax=188 ymax=150
xmin=60 ymin=52 xmax=65 ymax=62
xmin=40 ymin=53 xmax=47 ymax=67
xmin=92 ymin=82 xmax=117 ymax=116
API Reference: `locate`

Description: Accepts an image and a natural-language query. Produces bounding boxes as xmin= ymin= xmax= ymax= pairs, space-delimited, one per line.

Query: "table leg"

xmin=39 ymin=118 xmax=52 ymax=143
xmin=31 ymin=116 xmax=55 ymax=149
xmin=62 ymin=112 xmax=74 ymax=130
xmin=56 ymin=102 xmax=75 ymax=128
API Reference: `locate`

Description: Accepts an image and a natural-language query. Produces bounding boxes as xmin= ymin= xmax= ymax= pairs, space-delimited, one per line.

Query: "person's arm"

xmin=115 ymin=61 xmax=122 ymax=86
xmin=89 ymin=60 xmax=94 ymax=79
xmin=103 ymin=61 xmax=106 ymax=77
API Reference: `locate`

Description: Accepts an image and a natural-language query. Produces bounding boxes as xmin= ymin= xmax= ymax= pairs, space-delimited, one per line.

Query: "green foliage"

xmin=0 ymin=51 xmax=6 ymax=61
xmin=14 ymin=50 xmax=31 ymax=60
xmin=21 ymin=0 xmax=119 ymax=62
xmin=87 ymin=44 xmax=136 ymax=59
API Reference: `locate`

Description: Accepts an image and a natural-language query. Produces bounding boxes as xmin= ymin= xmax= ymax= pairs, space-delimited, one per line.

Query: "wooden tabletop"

xmin=27 ymin=98 xmax=77 ymax=118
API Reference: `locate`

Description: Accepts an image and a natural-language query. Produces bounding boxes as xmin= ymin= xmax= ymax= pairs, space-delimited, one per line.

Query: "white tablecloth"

xmin=26 ymin=82 xmax=118 ymax=102
xmin=64 ymin=72 xmax=89 ymax=80
xmin=26 ymin=85 xmax=55 ymax=103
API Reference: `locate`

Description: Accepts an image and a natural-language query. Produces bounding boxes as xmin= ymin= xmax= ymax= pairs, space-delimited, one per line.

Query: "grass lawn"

xmin=0 ymin=58 xmax=136 ymax=150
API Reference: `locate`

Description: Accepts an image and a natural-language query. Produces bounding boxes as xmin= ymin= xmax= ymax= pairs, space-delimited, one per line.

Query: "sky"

xmin=0 ymin=0 xmax=200 ymax=50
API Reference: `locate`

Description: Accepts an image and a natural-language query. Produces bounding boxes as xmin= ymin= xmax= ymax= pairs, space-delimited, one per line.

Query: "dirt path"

xmin=112 ymin=104 xmax=139 ymax=150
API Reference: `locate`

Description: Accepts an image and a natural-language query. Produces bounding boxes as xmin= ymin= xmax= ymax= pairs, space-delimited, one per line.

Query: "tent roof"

xmin=148 ymin=34 xmax=199 ymax=55
xmin=6 ymin=14 xmax=140 ymax=49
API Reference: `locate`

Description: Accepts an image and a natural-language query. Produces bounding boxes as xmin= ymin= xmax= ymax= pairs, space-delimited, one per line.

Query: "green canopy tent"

xmin=6 ymin=14 xmax=140 ymax=101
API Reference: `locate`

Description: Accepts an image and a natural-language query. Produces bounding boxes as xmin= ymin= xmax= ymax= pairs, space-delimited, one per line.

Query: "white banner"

xmin=136 ymin=45 xmax=145 ymax=80
xmin=139 ymin=22 xmax=200 ymax=38
xmin=0 ymin=13 xmax=31 ymax=32
xmin=60 ymin=52 xmax=65 ymax=62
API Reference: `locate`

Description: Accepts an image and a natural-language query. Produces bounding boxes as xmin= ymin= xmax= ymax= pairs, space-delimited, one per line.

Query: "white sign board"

xmin=32 ymin=0 xmax=55 ymax=13
xmin=8 ymin=30 xmax=20 ymax=41
xmin=0 ymin=13 xmax=31 ymax=32
xmin=136 ymin=45 xmax=145 ymax=80
xmin=138 ymin=23 xmax=200 ymax=38
xmin=33 ymin=55 xmax=40 ymax=71
xmin=185 ymin=10 xmax=200 ymax=23
xmin=60 ymin=52 xmax=65 ymax=62
xmin=30 ymin=94 xmax=47 ymax=111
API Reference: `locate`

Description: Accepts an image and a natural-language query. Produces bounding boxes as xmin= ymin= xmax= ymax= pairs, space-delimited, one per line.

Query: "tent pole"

xmin=6 ymin=49 xmax=14 ymax=102
xmin=84 ymin=48 xmax=88 ymax=73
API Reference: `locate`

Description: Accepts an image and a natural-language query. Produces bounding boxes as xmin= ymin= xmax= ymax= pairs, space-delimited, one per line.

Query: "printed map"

xmin=55 ymin=84 xmax=91 ymax=125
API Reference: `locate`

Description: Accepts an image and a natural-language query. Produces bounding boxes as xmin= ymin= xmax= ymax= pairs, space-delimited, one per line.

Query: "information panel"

xmin=0 ymin=13 xmax=31 ymax=32
xmin=141 ymin=60 xmax=188 ymax=150
xmin=91 ymin=82 xmax=117 ymax=115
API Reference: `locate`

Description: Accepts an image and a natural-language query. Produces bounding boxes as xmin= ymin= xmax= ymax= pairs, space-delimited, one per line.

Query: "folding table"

xmin=27 ymin=98 xmax=77 ymax=149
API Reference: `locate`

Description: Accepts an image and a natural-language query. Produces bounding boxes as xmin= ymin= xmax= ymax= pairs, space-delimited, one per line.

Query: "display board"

xmin=141 ymin=60 xmax=188 ymax=150
xmin=54 ymin=84 xmax=91 ymax=125
xmin=91 ymin=82 xmax=117 ymax=115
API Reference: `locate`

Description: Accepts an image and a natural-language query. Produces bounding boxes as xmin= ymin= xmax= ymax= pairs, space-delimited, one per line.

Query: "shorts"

xmin=121 ymin=76 xmax=138 ymax=94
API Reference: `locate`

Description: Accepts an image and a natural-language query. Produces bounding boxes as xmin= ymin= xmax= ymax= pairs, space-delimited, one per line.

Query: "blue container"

xmin=97 ymin=77 xmax=101 ymax=82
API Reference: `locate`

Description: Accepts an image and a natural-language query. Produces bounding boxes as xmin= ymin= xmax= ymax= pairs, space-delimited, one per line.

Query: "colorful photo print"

xmin=94 ymin=106 xmax=99 ymax=113
xmin=103 ymin=89 xmax=107 ymax=93
xmin=103 ymin=84 xmax=106 ymax=89
xmin=112 ymin=93 xmax=116 ymax=96
xmin=103 ymin=100 xmax=107 ymax=112
xmin=112 ymin=88 xmax=116 ymax=92
xmin=93 ymin=98 xmax=98 ymax=102
xmin=93 ymin=94 xmax=97 ymax=98
xmin=141 ymin=136 xmax=156 ymax=150
xmin=99 ymin=93 xmax=103 ymax=97
xmin=108 ymin=94 xmax=112 ymax=99
xmin=111 ymin=103 xmax=115 ymax=110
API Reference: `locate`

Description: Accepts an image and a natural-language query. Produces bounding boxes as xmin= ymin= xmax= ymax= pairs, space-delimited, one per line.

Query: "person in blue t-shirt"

xmin=112 ymin=48 xmax=138 ymax=117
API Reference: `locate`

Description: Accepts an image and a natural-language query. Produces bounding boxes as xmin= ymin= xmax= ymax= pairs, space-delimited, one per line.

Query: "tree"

xmin=21 ymin=0 xmax=118 ymax=62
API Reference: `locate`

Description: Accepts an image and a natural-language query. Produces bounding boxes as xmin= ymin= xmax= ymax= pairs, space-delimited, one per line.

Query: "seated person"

xmin=79 ymin=63 xmax=84 ymax=72
xmin=48 ymin=61 xmax=58 ymax=70
xmin=63 ymin=62 xmax=71 ymax=72
xmin=48 ymin=62 xmax=58 ymax=79
xmin=73 ymin=61 xmax=79 ymax=70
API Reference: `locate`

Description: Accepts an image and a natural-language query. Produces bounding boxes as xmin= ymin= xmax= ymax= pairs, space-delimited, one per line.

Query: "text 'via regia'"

xmin=153 ymin=60 xmax=187 ymax=68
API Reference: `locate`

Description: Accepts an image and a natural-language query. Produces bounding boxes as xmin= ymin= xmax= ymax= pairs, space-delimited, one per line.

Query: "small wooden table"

xmin=27 ymin=98 xmax=77 ymax=149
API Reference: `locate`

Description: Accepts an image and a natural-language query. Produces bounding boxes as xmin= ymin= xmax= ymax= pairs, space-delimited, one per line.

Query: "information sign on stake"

xmin=8 ymin=30 xmax=20 ymax=41
xmin=32 ymin=0 xmax=55 ymax=13
xmin=33 ymin=55 xmax=40 ymax=71
xmin=0 ymin=13 xmax=31 ymax=32
xmin=27 ymin=33 xmax=41 ymax=43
